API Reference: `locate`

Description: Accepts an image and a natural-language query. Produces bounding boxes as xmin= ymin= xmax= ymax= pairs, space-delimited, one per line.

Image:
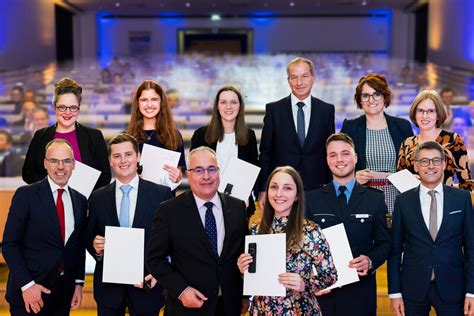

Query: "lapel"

xmin=283 ymin=96 xmax=301 ymax=148
xmin=411 ymin=186 xmax=433 ymax=241
xmin=69 ymin=188 xmax=81 ymax=233
xmin=107 ymin=181 xmax=121 ymax=226
xmin=37 ymin=178 xmax=63 ymax=245
xmin=219 ymin=193 xmax=233 ymax=261
xmin=304 ymin=96 xmax=320 ymax=149
xmin=346 ymin=183 xmax=366 ymax=221
xmin=355 ymin=116 xmax=367 ymax=169
xmin=385 ymin=113 xmax=401 ymax=157
xmin=74 ymin=123 xmax=90 ymax=163
xmin=183 ymin=191 xmax=219 ymax=260
xmin=435 ymin=185 xmax=451 ymax=241
xmin=322 ymin=184 xmax=344 ymax=221
xmin=132 ymin=178 xmax=146 ymax=228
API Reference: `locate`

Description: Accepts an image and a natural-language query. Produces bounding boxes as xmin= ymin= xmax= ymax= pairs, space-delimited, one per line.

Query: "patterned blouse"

xmin=249 ymin=216 xmax=337 ymax=315
xmin=397 ymin=129 xmax=473 ymax=191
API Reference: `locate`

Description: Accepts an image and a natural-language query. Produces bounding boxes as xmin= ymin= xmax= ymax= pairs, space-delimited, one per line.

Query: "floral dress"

xmin=397 ymin=129 xmax=473 ymax=191
xmin=250 ymin=216 xmax=337 ymax=316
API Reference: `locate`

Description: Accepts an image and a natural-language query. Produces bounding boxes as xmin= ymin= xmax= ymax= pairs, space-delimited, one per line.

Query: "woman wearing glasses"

xmin=341 ymin=74 xmax=413 ymax=214
xmin=22 ymin=77 xmax=111 ymax=189
xmin=190 ymin=85 xmax=258 ymax=216
xmin=237 ymin=166 xmax=337 ymax=315
xmin=127 ymin=80 xmax=185 ymax=190
xmin=398 ymin=90 xmax=472 ymax=190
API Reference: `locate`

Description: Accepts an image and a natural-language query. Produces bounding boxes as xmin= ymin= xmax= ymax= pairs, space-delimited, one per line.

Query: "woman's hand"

xmin=355 ymin=169 xmax=373 ymax=184
xmin=237 ymin=253 xmax=253 ymax=274
xmin=278 ymin=272 xmax=305 ymax=292
xmin=163 ymin=164 xmax=182 ymax=183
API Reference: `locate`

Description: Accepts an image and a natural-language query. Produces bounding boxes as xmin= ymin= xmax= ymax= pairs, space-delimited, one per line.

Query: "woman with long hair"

xmin=127 ymin=80 xmax=185 ymax=189
xmin=22 ymin=77 xmax=111 ymax=189
xmin=237 ymin=166 xmax=337 ymax=315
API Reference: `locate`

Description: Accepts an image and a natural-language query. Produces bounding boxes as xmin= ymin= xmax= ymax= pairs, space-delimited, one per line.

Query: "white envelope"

xmin=140 ymin=144 xmax=181 ymax=189
xmin=387 ymin=169 xmax=420 ymax=193
xmin=103 ymin=226 xmax=144 ymax=285
xmin=68 ymin=161 xmax=101 ymax=198
xmin=218 ymin=157 xmax=260 ymax=201
xmin=243 ymin=233 xmax=286 ymax=297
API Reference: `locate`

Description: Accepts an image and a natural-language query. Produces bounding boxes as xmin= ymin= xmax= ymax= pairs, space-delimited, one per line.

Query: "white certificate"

xmin=140 ymin=144 xmax=181 ymax=189
xmin=103 ymin=226 xmax=144 ymax=285
xmin=321 ymin=223 xmax=359 ymax=291
xmin=218 ymin=157 xmax=260 ymax=201
xmin=243 ymin=233 xmax=286 ymax=297
xmin=387 ymin=169 xmax=420 ymax=193
xmin=68 ymin=161 xmax=101 ymax=198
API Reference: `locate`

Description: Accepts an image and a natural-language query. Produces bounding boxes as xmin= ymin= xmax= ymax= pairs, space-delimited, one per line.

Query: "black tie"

xmin=296 ymin=102 xmax=305 ymax=147
xmin=338 ymin=186 xmax=347 ymax=211
xmin=204 ymin=202 xmax=218 ymax=258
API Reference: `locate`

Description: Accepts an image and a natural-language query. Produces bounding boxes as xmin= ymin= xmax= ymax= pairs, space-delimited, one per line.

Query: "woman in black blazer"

xmin=341 ymin=74 xmax=413 ymax=215
xmin=22 ymin=77 xmax=111 ymax=190
xmin=191 ymin=85 xmax=259 ymax=216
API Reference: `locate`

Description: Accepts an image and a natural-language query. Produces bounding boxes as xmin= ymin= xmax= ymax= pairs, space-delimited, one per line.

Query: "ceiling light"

xmin=289 ymin=2 xmax=295 ymax=7
xmin=185 ymin=2 xmax=190 ymax=7
xmin=115 ymin=2 xmax=120 ymax=7
xmin=211 ymin=14 xmax=221 ymax=21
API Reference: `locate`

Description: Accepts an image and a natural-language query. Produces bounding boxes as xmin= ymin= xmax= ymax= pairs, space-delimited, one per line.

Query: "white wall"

xmin=428 ymin=0 xmax=474 ymax=71
xmin=0 ymin=0 xmax=56 ymax=71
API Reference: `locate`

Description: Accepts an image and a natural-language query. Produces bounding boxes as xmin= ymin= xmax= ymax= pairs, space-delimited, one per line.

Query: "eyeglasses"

xmin=187 ymin=166 xmax=220 ymax=175
xmin=416 ymin=108 xmax=436 ymax=116
xmin=416 ymin=157 xmax=444 ymax=167
xmin=45 ymin=158 xmax=74 ymax=167
xmin=56 ymin=105 xmax=80 ymax=113
xmin=361 ymin=92 xmax=383 ymax=102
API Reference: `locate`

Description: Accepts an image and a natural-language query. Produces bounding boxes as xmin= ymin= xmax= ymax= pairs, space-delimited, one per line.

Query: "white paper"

xmin=243 ymin=234 xmax=286 ymax=297
xmin=387 ymin=169 xmax=420 ymax=193
xmin=218 ymin=157 xmax=260 ymax=201
xmin=321 ymin=224 xmax=359 ymax=290
xmin=140 ymin=144 xmax=181 ymax=188
xmin=68 ymin=161 xmax=101 ymax=198
xmin=103 ymin=226 xmax=144 ymax=285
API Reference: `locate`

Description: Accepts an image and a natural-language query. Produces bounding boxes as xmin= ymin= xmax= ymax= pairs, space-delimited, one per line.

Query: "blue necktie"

xmin=119 ymin=185 xmax=132 ymax=227
xmin=296 ymin=102 xmax=305 ymax=147
xmin=204 ymin=202 xmax=218 ymax=258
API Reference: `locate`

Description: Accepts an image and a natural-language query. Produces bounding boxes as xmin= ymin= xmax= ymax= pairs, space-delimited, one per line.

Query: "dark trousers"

xmin=98 ymin=293 xmax=159 ymax=316
xmin=404 ymin=281 xmax=463 ymax=316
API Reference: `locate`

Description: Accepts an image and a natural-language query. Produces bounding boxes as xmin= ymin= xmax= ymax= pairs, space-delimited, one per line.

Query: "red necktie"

xmin=57 ymin=189 xmax=65 ymax=243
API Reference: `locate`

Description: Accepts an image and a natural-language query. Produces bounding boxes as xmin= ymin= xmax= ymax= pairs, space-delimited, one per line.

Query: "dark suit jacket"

xmin=1 ymin=151 xmax=23 ymax=177
xmin=22 ymin=123 xmax=111 ymax=190
xmin=340 ymin=113 xmax=413 ymax=171
xmin=259 ymin=95 xmax=335 ymax=191
xmin=86 ymin=178 xmax=172 ymax=313
xmin=146 ymin=190 xmax=248 ymax=316
xmin=305 ymin=182 xmax=392 ymax=316
xmin=2 ymin=178 xmax=87 ymax=307
xmin=388 ymin=185 xmax=474 ymax=303
xmin=191 ymin=125 xmax=259 ymax=214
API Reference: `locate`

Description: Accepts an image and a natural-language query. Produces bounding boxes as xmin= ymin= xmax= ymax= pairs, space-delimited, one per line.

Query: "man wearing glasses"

xmin=388 ymin=141 xmax=474 ymax=316
xmin=146 ymin=146 xmax=248 ymax=316
xmin=3 ymin=139 xmax=88 ymax=315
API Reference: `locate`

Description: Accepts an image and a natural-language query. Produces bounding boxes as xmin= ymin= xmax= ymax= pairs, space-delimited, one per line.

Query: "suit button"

xmin=360 ymin=219 xmax=365 ymax=223
xmin=321 ymin=218 xmax=326 ymax=223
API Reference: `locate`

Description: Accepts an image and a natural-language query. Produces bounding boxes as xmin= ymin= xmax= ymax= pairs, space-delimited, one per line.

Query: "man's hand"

xmin=390 ymin=297 xmax=405 ymax=316
xmin=22 ymin=284 xmax=51 ymax=314
xmin=464 ymin=297 xmax=474 ymax=315
xmin=70 ymin=285 xmax=83 ymax=310
xmin=134 ymin=274 xmax=158 ymax=289
xmin=93 ymin=235 xmax=105 ymax=255
xmin=349 ymin=255 xmax=371 ymax=276
xmin=179 ymin=287 xmax=208 ymax=308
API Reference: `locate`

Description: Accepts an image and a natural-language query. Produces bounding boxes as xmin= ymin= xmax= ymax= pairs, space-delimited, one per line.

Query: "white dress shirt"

xmin=290 ymin=93 xmax=312 ymax=136
xmin=193 ymin=192 xmax=225 ymax=256
xmin=115 ymin=175 xmax=140 ymax=227
xmin=216 ymin=132 xmax=238 ymax=173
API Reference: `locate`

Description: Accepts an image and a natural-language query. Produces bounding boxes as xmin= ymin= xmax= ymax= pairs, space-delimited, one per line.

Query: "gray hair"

xmin=414 ymin=141 xmax=446 ymax=161
xmin=186 ymin=146 xmax=218 ymax=168
xmin=286 ymin=57 xmax=315 ymax=77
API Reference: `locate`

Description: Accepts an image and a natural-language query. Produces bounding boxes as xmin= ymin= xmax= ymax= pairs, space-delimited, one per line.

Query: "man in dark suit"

xmin=388 ymin=141 xmax=474 ymax=316
xmin=305 ymin=133 xmax=392 ymax=316
xmin=2 ymin=139 xmax=88 ymax=315
xmin=146 ymin=146 xmax=248 ymax=316
xmin=0 ymin=130 xmax=23 ymax=177
xmin=86 ymin=133 xmax=172 ymax=316
xmin=258 ymin=57 xmax=335 ymax=207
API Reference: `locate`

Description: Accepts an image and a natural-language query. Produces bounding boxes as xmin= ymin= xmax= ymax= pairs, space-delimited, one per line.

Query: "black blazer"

xmin=388 ymin=185 xmax=474 ymax=303
xmin=22 ymin=123 xmax=111 ymax=190
xmin=305 ymin=182 xmax=392 ymax=316
xmin=1 ymin=151 xmax=23 ymax=177
xmin=86 ymin=178 xmax=172 ymax=313
xmin=340 ymin=113 xmax=413 ymax=171
xmin=2 ymin=179 xmax=87 ymax=307
xmin=146 ymin=190 xmax=248 ymax=316
xmin=259 ymin=95 xmax=335 ymax=191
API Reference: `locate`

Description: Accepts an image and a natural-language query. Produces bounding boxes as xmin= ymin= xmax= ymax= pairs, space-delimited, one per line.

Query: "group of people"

xmin=1 ymin=56 xmax=473 ymax=316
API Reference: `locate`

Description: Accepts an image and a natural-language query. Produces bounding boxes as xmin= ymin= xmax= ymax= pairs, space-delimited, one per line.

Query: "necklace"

xmin=144 ymin=130 xmax=154 ymax=141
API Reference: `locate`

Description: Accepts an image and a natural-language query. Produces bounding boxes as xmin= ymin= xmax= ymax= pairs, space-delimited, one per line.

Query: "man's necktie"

xmin=119 ymin=185 xmax=132 ymax=228
xmin=57 ymin=189 xmax=65 ymax=243
xmin=204 ymin=202 xmax=218 ymax=258
xmin=428 ymin=190 xmax=437 ymax=280
xmin=338 ymin=186 xmax=348 ymax=211
xmin=296 ymin=102 xmax=305 ymax=147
